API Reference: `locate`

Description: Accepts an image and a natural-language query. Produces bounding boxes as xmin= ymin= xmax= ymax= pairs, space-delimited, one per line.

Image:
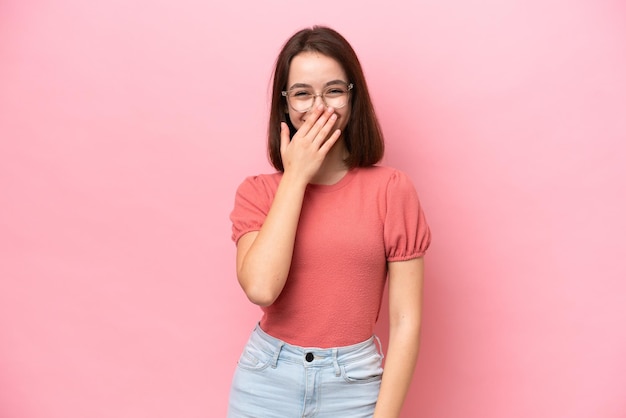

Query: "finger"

xmin=318 ymin=128 xmax=342 ymax=154
xmin=307 ymin=106 xmax=336 ymax=141
xmin=297 ymin=104 xmax=327 ymax=138
xmin=279 ymin=122 xmax=290 ymax=154
xmin=312 ymin=112 xmax=338 ymax=145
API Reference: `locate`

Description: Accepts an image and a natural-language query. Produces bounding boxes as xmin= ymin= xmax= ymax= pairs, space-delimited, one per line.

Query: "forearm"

xmin=373 ymin=320 xmax=421 ymax=418
xmin=237 ymin=107 xmax=341 ymax=306
xmin=237 ymin=172 xmax=307 ymax=306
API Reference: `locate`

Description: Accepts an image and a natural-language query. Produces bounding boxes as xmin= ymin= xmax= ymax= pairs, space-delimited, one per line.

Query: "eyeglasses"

xmin=282 ymin=82 xmax=353 ymax=113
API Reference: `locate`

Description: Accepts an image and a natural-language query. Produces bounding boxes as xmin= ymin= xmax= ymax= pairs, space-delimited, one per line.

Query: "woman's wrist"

xmin=280 ymin=169 xmax=311 ymax=190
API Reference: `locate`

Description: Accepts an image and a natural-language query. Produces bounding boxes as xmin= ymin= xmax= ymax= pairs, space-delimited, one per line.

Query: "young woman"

xmin=228 ymin=26 xmax=431 ymax=418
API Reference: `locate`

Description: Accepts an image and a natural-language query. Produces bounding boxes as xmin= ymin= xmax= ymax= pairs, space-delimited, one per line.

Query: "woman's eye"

xmin=325 ymin=89 xmax=345 ymax=96
xmin=292 ymin=90 xmax=312 ymax=97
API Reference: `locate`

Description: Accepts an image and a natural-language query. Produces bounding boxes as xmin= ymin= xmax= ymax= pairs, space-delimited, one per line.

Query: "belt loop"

xmin=374 ymin=335 xmax=385 ymax=360
xmin=271 ymin=342 xmax=284 ymax=368
xmin=332 ymin=348 xmax=340 ymax=376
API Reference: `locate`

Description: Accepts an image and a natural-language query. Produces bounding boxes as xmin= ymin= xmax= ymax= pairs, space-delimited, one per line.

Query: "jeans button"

xmin=305 ymin=352 xmax=314 ymax=362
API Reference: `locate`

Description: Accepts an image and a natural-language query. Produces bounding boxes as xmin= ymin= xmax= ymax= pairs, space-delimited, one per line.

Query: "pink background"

xmin=1 ymin=0 xmax=625 ymax=417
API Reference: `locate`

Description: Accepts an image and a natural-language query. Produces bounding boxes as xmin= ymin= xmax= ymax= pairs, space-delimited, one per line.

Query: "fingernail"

xmin=327 ymin=107 xmax=335 ymax=113
xmin=317 ymin=104 xmax=325 ymax=111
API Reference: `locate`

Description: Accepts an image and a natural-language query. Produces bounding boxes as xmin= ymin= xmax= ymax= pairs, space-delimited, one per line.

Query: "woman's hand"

xmin=280 ymin=104 xmax=342 ymax=185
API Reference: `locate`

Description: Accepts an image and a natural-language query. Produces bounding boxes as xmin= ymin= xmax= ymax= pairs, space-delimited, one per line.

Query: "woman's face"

xmin=285 ymin=51 xmax=352 ymax=136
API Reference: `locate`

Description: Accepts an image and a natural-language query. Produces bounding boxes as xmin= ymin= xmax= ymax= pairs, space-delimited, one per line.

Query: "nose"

xmin=304 ymin=94 xmax=326 ymax=113
xmin=312 ymin=93 xmax=325 ymax=106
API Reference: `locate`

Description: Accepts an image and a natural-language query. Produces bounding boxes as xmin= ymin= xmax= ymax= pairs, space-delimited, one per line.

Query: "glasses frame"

xmin=282 ymin=82 xmax=354 ymax=113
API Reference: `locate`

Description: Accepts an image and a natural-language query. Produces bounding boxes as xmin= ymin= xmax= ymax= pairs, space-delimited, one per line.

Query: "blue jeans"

xmin=227 ymin=325 xmax=383 ymax=418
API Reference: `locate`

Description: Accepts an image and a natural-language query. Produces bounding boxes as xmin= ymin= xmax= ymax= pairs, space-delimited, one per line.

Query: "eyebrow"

xmin=287 ymin=79 xmax=348 ymax=90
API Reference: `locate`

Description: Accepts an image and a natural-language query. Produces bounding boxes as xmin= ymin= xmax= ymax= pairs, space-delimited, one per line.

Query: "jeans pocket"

xmin=237 ymin=342 xmax=273 ymax=372
xmin=341 ymin=352 xmax=384 ymax=383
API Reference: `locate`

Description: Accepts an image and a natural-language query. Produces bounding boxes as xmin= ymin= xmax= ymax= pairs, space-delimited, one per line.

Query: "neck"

xmin=310 ymin=139 xmax=349 ymax=185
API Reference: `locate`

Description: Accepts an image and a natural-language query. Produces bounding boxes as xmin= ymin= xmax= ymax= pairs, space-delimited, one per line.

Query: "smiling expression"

xmin=285 ymin=51 xmax=352 ymax=136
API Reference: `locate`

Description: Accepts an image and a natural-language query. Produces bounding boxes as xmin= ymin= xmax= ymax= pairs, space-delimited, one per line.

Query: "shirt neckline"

xmin=306 ymin=168 xmax=358 ymax=193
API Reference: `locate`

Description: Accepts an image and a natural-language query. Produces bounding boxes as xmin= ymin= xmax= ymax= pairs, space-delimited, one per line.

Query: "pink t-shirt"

xmin=230 ymin=166 xmax=431 ymax=348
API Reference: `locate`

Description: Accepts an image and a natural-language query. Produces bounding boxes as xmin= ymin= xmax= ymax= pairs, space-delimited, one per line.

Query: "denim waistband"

xmin=249 ymin=324 xmax=383 ymax=371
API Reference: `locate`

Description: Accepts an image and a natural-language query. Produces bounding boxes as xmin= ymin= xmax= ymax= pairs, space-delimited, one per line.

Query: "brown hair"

xmin=268 ymin=26 xmax=384 ymax=171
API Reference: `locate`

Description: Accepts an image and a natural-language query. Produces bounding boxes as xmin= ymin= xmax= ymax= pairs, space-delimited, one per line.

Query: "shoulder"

xmin=236 ymin=172 xmax=283 ymax=197
xmin=357 ymin=165 xmax=408 ymax=178
xmin=356 ymin=165 xmax=415 ymax=189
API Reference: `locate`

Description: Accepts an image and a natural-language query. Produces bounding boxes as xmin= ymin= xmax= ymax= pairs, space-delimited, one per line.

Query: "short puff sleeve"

xmin=230 ymin=175 xmax=274 ymax=244
xmin=384 ymin=170 xmax=431 ymax=261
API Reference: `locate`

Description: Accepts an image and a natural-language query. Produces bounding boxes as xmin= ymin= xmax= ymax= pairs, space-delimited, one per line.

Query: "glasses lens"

xmin=288 ymin=90 xmax=314 ymax=112
xmin=286 ymin=84 xmax=352 ymax=112
xmin=323 ymin=86 xmax=350 ymax=109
